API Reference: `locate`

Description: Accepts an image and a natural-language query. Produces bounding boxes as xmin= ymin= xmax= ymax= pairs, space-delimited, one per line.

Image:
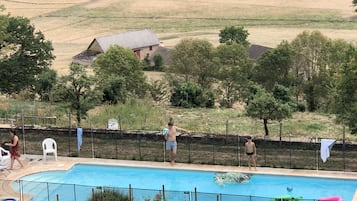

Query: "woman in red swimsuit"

xmin=5 ymin=129 xmax=24 ymax=169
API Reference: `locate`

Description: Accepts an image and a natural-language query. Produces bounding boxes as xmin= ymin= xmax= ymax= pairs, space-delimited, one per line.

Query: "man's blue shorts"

xmin=166 ymin=141 xmax=177 ymax=150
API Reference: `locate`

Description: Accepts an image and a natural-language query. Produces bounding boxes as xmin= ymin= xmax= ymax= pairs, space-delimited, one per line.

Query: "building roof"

xmin=88 ymin=29 xmax=160 ymax=52
xmin=247 ymin=44 xmax=272 ymax=60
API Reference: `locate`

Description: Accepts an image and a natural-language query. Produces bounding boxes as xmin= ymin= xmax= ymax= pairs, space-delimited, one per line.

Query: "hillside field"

xmin=1 ymin=0 xmax=357 ymax=140
xmin=2 ymin=0 xmax=357 ymax=75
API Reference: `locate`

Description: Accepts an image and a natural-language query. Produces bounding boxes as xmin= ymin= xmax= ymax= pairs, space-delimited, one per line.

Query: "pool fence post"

xmin=315 ymin=137 xmax=319 ymax=172
xmin=163 ymin=139 xmax=166 ymax=164
xmin=194 ymin=187 xmax=197 ymax=201
xmin=162 ymin=185 xmax=165 ymax=200
xmin=129 ymin=184 xmax=132 ymax=201
xmin=237 ymin=134 xmax=240 ymax=167
xmin=91 ymin=125 xmax=94 ymax=159
xmin=91 ymin=188 xmax=95 ymax=201
xmin=46 ymin=182 xmax=50 ymax=201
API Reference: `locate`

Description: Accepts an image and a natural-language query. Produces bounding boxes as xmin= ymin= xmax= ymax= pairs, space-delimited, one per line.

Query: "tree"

xmin=93 ymin=45 xmax=148 ymax=104
xmin=148 ymin=79 xmax=169 ymax=105
xmin=252 ymin=41 xmax=293 ymax=91
xmin=0 ymin=5 xmax=8 ymax=43
xmin=215 ymin=42 xmax=253 ymax=108
xmin=153 ymin=54 xmax=164 ymax=71
xmin=353 ymin=0 xmax=357 ymax=12
xmin=53 ymin=62 xmax=101 ymax=126
xmin=290 ymin=30 xmax=330 ymax=112
xmin=334 ymin=47 xmax=357 ymax=134
xmin=170 ymin=81 xmax=215 ymax=108
xmin=35 ymin=68 xmax=57 ymax=101
xmin=0 ymin=16 xmax=55 ymax=95
xmin=246 ymin=84 xmax=293 ymax=136
xmin=168 ymin=38 xmax=217 ymax=89
xmin=219 ymin=26 xmax=249 ymax=47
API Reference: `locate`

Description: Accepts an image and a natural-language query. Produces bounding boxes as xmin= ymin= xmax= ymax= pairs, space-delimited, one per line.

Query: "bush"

xmin=170 ymin=82 xmax=215 ymax=108
xmin=87 ymin=188 xmax=130 ymax=201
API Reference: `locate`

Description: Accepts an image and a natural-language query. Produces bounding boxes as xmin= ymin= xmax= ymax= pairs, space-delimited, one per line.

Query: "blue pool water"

xmin=14 ymin=164 xmax=357 ymax=201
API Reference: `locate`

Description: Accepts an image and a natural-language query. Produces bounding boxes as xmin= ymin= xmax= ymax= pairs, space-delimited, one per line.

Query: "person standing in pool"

xmin=244 ymin=136 xmax=256 ymax=170
xmin=164 ymin=117 xmax=190 ymax=165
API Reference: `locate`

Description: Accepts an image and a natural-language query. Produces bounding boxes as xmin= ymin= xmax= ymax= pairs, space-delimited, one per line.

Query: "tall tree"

xmin=0 ymin=5 xmax=8 ymax=43
xmin=215 ymin=42 xmax=253 ymax=108
xmin=168 ymin=38 xmax=216 ymax=89
xmin=252 ymin=41 xmax=293 ymax=91
xmin=35 ymin=68 xmax=57 ymax=102
xmin=290 ymin=30 xmax=330 ymax=111
xmin=219 ymin=26 xmax=249 ymax=48
xmin=0 ymin=16 xmax=55 ymax=95
xmin=246 ymin=84 xmax=293 ymax=136
xmin=334 ymin=46 xmax=357 ymax=134
xmin=53 ymin=62 xmax=101 ymax=126
xmin=93 ymin=45 xmax=147 ymax=104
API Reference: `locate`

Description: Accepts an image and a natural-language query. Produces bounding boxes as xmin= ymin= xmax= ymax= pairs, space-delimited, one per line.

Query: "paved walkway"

xmin=1 ymin=155 xmax=357 ymax=201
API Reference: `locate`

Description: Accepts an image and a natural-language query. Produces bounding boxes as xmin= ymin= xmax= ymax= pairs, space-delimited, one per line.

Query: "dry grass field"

xmin=2 ymin=0 xmax=357 ymax=75
xmin=2 ymin=0 xmax=357 ymax=140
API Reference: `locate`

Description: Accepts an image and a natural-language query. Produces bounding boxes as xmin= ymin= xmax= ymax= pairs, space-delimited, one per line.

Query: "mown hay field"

xmin=2 ymin=0 xmax=357 ymax=75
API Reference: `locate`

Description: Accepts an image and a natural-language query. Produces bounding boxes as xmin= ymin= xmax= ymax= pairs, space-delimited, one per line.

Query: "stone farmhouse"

xmin=73 ymin=28 xmax=270 ymax=66
xmin=73 ymin=28 xmax=164 ymax=65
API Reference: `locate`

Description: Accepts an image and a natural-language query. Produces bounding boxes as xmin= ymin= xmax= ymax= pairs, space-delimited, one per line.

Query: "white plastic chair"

xmin=0 ymin=147 xmax=10 ymax=166
xmin=42 ymin=138 xmax=57 ymax=161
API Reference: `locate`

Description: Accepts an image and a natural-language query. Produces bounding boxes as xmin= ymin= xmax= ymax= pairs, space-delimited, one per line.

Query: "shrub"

xmin=87 ymin=188 xmax=130 ymax=201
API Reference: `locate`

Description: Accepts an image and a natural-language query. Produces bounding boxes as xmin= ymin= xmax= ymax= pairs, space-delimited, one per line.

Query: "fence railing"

xmin=0 ymin=179 xmax=318 ymax=201
xmin=0 ymin=127 xmax=356 ymax=172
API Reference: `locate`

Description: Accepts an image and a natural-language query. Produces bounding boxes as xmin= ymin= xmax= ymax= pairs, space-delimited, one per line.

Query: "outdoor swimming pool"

xmin=13 ymin=164 xmax=357 ymax=201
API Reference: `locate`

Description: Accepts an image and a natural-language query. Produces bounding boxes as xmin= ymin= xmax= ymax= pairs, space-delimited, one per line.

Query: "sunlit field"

xmin=2 ymin=0 xmax=357 ymax=74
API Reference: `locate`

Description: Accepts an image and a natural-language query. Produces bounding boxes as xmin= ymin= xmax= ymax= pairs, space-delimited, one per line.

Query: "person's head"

xmin=247 ymin=136 xmax=252 ymax=141
xmin=168 ymin=117 xmax=174 ymax=127
xmin=9 ymin=129 xmax=16 ymax=137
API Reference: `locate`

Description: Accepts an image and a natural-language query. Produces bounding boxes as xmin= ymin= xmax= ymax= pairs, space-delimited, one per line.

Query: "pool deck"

xmin=1 ymin=155 xmax=357 ymax=201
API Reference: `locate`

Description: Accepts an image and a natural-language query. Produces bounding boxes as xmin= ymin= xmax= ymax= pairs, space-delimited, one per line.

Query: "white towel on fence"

xmin=320 ymin=139 xmax=336 ymax=163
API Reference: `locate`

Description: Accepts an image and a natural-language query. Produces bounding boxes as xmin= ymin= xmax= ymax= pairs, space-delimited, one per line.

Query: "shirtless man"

xmin=244 ymin=136 xmax=256 ymax=170
xmin=164 ymin=117 xmax=190 ymax=165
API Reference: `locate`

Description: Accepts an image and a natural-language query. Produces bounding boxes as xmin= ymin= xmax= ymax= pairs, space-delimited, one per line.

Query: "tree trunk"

xmin=263 ymin=118 xmax=269 ymax=136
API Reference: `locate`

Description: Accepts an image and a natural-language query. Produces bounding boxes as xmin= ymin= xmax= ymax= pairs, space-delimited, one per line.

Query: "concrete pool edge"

xmin=1 ymin=154 xmax=357 ymax=201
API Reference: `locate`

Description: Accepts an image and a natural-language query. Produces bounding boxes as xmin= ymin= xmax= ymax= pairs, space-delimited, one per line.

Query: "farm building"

xmin=73 ymin=28 xmax=163 ymax=65
xmin=247 ymin=44 xmax=272 ymax=60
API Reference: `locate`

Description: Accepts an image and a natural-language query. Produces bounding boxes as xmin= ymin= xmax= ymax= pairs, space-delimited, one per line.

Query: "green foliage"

xmin=35 ymin=68 xmax=57 ymax=102
xmin=290 ymin=30 xmax=330 ymax=112
xmin=101 ymin=76 xmax=127 ymax=104
xmin=148 ymin=79 xmax=169 ymax=104
xmin=153 ymin=54 xmax=164 ymax=71
xmin=246 ymin=84 xmax=293 ymax=136
xmin=170 ymin=82 xmax=215 ymax=108
xmin=253 ymin=41 xmax=292 ymax=91
xmin=87 ymin=188 xmax=130 ymax=201
xmin=334 ymin=52 xmax=357 ymax=134
xmin=0 ymin=16 xmax=55 ymax=95
xmin=0 ymin=6 xmax=8 ymax=42
xmin=215 ymin=43 xmax=253 ymax=108
xmin=93 ymin=45 xmax=148 ymax=103
xmin=53 ymin=62 xmax=101 ymax=126
xmin=219 ymin=26 xmax=249 ymax=47
xmin=168 ymin=38 xmax=217 ymax=89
